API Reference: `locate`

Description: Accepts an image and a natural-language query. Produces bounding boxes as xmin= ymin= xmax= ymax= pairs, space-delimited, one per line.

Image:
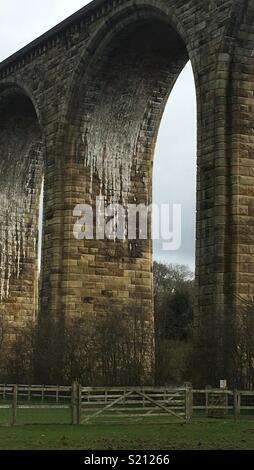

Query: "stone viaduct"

xmin=0 ymin=0 xmax=254 ymax=384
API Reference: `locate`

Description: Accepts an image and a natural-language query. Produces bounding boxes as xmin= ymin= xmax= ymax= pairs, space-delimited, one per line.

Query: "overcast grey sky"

xmin=0 ymin=0 xmax=197 ymax=271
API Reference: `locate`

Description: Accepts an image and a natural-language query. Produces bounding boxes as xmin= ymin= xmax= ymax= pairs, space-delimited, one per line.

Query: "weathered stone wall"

xmin=0 ymin=91 xmax=43 ymax=337
xmin=0 ymin=0 xmax=253 ymax=384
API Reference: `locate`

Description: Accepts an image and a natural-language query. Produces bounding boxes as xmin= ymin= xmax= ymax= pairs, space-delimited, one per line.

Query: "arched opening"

xmin=0 ymin=88 xmax=45 ymax=338
xmin=153 ymin=62 xmax=197 ymax=385
xmin=153 ymin=61 xmax=197 ymax=269
xmin=63 ymin=12 xmax=196 ymax=385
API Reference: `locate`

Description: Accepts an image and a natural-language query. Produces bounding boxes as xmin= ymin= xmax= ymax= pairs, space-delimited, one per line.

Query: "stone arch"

xmin=57 ymin=4 xmax=200 ymax=385
xmin=65 ymin=2 xmax=200 ymax=116
xmin=0 ymin=79 xmax=45 ymax=130
xmin=0 ymin=83 xmax=45 ymax=336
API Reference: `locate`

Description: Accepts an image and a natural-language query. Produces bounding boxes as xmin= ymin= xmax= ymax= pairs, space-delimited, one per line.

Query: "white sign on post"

xmin=220 ymin=380 xmax=227 ymax=390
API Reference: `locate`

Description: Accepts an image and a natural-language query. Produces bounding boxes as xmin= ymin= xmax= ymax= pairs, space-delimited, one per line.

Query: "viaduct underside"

xmin=0 ymin=0 xmax=254 ymax=385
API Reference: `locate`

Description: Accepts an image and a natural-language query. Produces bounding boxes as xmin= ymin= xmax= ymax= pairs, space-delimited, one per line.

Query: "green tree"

xmin=153 ymin=262 xmax=194 ymax=385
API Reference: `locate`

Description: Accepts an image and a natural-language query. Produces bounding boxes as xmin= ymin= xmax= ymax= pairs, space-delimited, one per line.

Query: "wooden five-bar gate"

xmin=73 ymin=386 xmax=191 ymax=424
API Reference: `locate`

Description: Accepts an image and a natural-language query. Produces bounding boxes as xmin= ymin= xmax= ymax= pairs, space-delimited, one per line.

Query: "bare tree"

xmin=62 ymin=316 xmax=98 ymax=385
xmin=233 ymin=302 xmax=254 ymax=389
xmin=6 ymin=322 xmax=36 ymax=384
xmin=95 ymin=304 xmax=153 ymax=386
xmin=58 ymin=303 xmax=153 ymax=386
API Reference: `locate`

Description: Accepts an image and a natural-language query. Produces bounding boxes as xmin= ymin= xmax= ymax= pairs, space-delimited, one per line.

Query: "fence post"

xmin=77 ymin=383 xmax=82 ymax=425
xmin=225 ymin=391 xmax=229 ymax=416
xmin=71 ymin=382 xmax=78 ymax=425
xmin=234 ymin=390 xmax=240 ymax=421
xmin=205 ymin=386 xmax=210 ymax=417
xmin=11 ymin=385 xmax=18 ymax=426
xmin=185 ymin=383 xmax=193 ymax=422
xmin=41 ymin=385 xmax=45 ymax=403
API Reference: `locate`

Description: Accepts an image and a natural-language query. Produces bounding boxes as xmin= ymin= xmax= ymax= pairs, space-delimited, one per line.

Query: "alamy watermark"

xmin=73 ymin=196 xmax=182 ymax=252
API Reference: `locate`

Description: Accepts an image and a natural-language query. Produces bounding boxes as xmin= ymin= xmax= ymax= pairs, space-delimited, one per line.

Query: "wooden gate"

xmin=205 ymin=389 xmax=231 ymax=418
xmin=77 ymin=387 xmax=192 ymax=424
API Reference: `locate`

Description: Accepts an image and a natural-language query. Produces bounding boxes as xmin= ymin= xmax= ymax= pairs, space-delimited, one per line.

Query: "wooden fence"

xmin=0 ymin=384 xmax=254 ymax=426
xmin=0 ymin=384 xmax=72 ymax=402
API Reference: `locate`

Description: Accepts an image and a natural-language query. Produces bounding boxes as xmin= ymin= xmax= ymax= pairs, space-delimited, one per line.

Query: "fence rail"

xmin=0 ymin=384 xmax=72 ymax=402
xmin=0 ymin=384 xmax=254 ymax=426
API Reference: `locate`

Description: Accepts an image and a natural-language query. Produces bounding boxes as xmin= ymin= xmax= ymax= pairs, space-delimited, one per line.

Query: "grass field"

xmin=1 ymin=403 xmax=254 ymax=450
xmin=0 ymin=417 xmax=254 ymax=450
